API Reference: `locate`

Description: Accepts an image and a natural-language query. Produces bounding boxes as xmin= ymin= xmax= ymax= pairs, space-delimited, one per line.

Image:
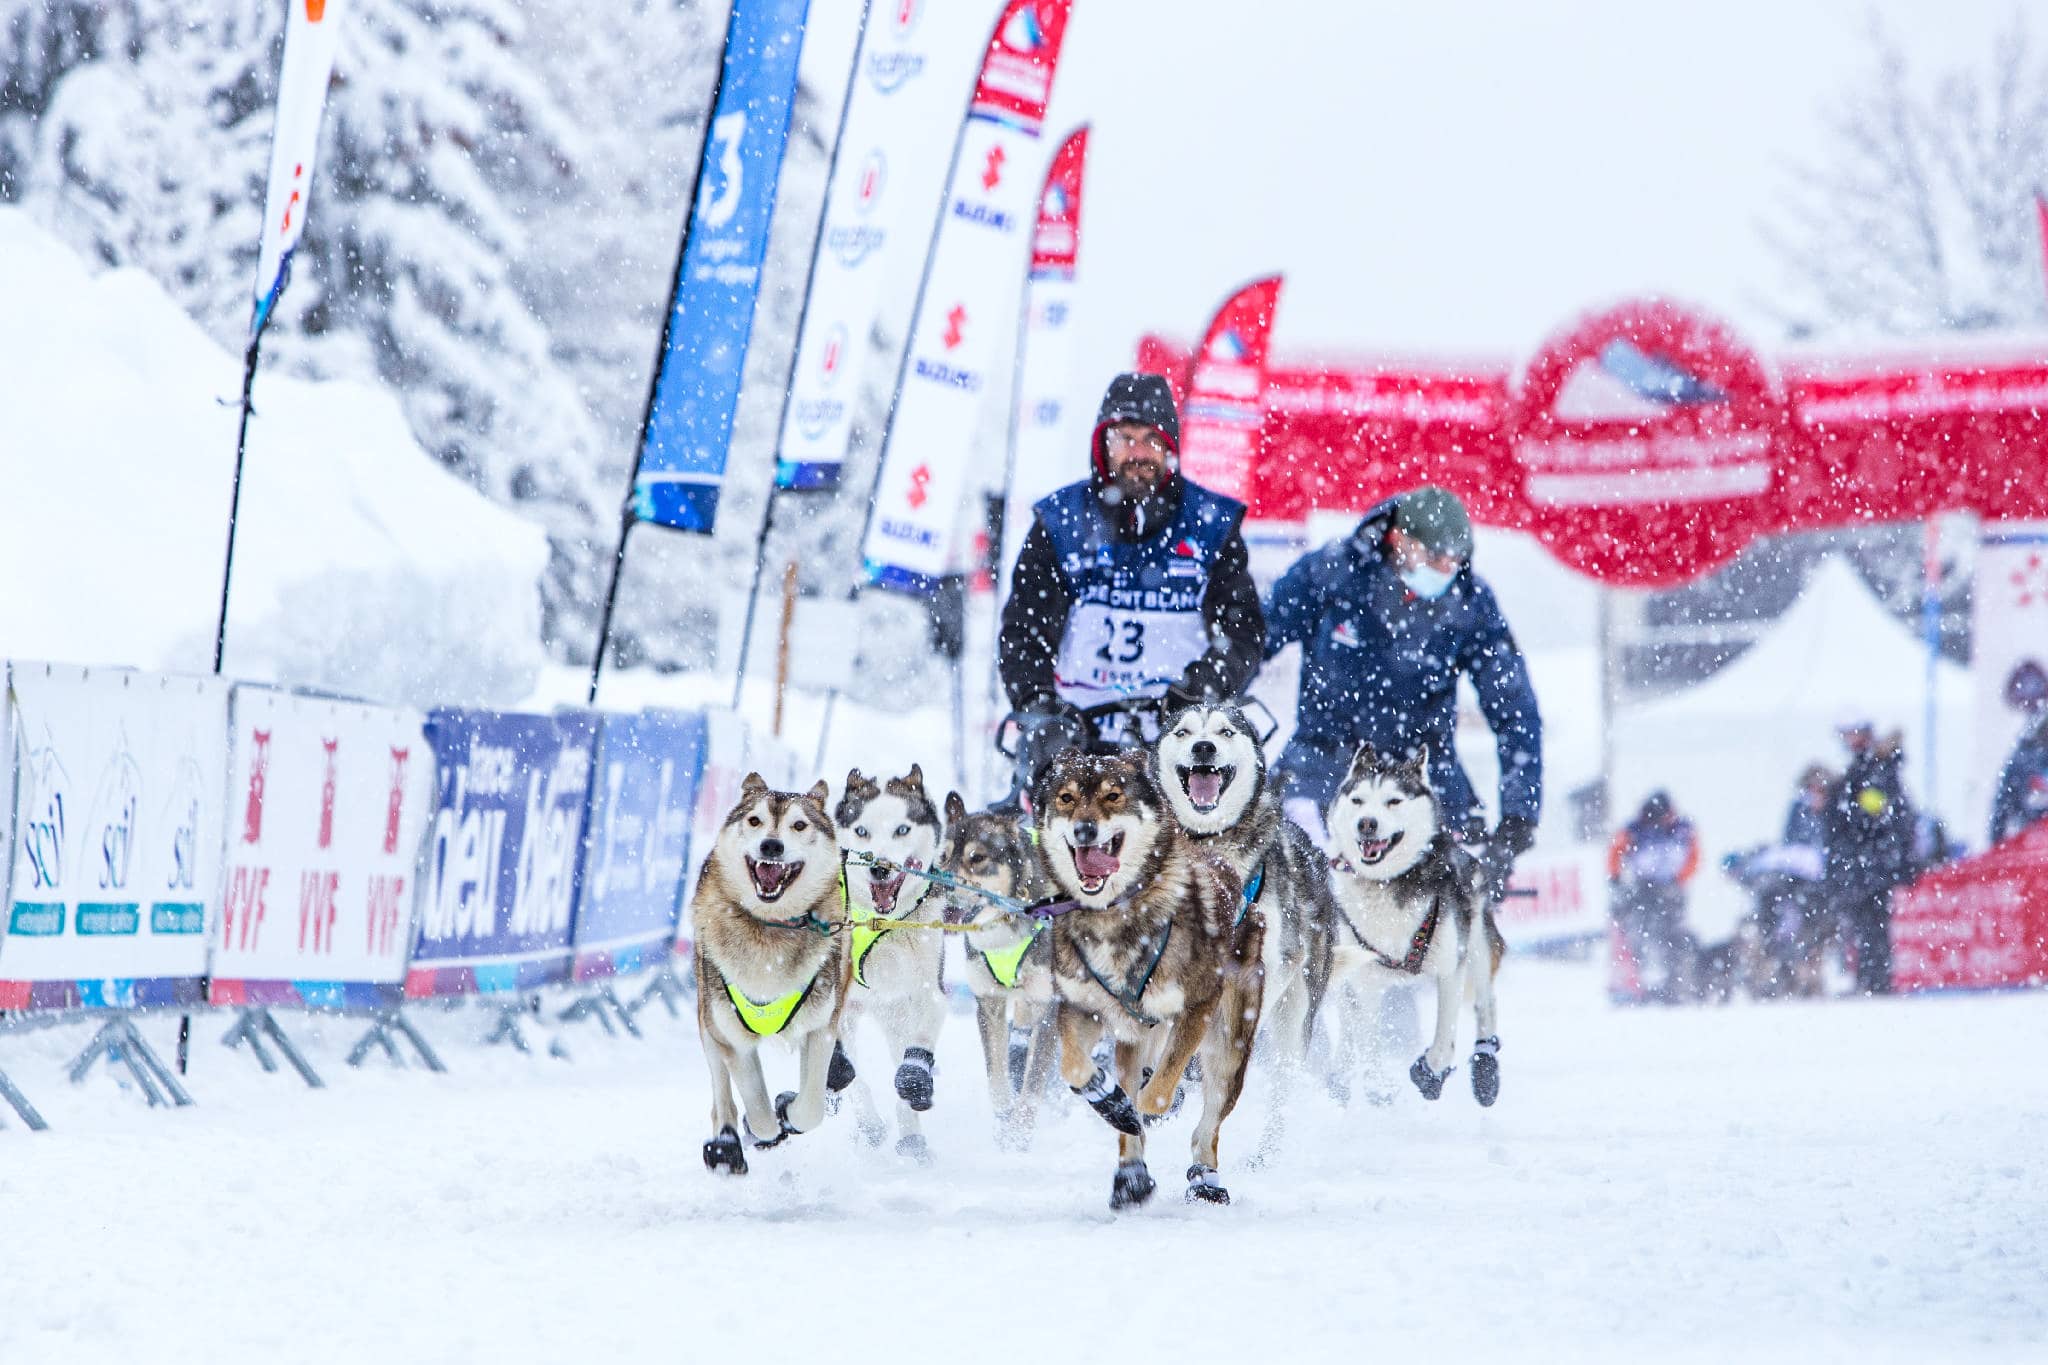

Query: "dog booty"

xmin=827 ymin=1040 xmax=857 ymax=1093
xmin=1471 ymin=1036 xmax=1501 ymax=1107
xmin=703 ymin=1125 xmax=748 ymax=1176
xmin=1073 ymin=1066 xmax=1142 ymax=1135
xmin=1409 ymin=1053 xmax=1452 ymax=1101
xmin=1185 ymin=1164 xmax=1230 ymax=1205
xmin=1111 ymin=1159 xmax=1156 ymax=1211
xmin=895 ymin=1047 xmax=936 ymax=1111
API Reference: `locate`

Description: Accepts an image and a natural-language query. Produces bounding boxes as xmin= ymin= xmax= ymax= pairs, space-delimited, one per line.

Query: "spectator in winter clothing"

xmin=1608 ymin=791 xmax=1700 ymax=1002
xmin=1989 ymin=660 xmax=2048 ymax=847
xmin=1824 ymin=721 xmax=1917 ymax=996
xmin=996 ymin=372 xmax=1264 ymax=795
xmin=1264 ymin=487 xmax=1542 ymax=877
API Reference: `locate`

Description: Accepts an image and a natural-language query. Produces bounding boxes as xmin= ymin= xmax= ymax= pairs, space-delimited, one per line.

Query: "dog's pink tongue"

xmin=871 ymin=873 xmax=903 ymax=911
xmin=1189 ymin=771 xmax=1225 ymax=806
xmin=1074 ymin=845 xmax=1120 ymax=881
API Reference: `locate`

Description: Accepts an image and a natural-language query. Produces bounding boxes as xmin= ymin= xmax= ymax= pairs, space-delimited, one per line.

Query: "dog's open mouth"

xmin=866 ymin=858 xmax=919 ymax=914
xmin=1068 ymin=832 xmax=1125 ymax=896
xmin=746 ymin=857 xmax=802 ymax=902
xmin=1176 ymin=763 xmax=1236 ymax=812
xmin=1354 ymin=831 xmax=1403 ymax=866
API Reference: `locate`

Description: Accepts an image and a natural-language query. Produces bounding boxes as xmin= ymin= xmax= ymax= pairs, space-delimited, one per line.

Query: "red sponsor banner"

xmin=1891 ymin=823 xmax=2048 ymax=992
xmin=970 ymin=0 xmax=1072 ymax=132
xmin=1178 ymin=275 xmax=1283 ymax=503
xmin=1140 ymin=294 xmax=2048 ymax=586
xmin=1030 ymin=124 xmax=1086 ymax=278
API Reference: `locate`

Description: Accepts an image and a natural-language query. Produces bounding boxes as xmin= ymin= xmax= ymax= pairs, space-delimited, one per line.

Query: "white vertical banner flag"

xmin=251 ymin=0 xmax=347 ymax=340
xmin=776 ymin=0 xmax=992 ymax=491
xmin=999 ymin=123 xmax=1088 ymax=604
xmin=862 ymin=0 xmax=1075 ymax=593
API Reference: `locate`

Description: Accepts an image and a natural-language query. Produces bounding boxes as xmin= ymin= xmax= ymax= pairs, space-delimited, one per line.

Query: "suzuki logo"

xmin=943 ymin=305 xmax=966 ymax=350
xmin=907 ymin=464 xmax=931 ymax=510
xmin=981 ymin=145 xmax=1006 ymax=191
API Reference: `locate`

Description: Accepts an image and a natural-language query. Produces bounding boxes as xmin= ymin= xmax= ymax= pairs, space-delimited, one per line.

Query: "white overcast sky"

xmin=801 ymin=1 xmax=2027 ymax=383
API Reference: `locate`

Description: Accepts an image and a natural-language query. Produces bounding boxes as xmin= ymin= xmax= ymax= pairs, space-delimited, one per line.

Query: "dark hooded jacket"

xmin=1263 ymin=497 xmax=1542 ymax=827
xmin=1988 ymin=717 xmax=2048 ymax=846
xmin=997 ymin=374 xmax=1264 ymax=713
xmin=1824 ymin=744 xmax=1918 ymax=897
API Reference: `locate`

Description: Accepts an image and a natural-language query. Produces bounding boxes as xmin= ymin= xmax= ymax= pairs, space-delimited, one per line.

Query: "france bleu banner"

xmin=406 ymin=709 xmax=599 ymax=998
xmin=251 ymin=0 xmax=347 ymax=340
xmin=632 ymin=0 xmax=813 ymax=535
xmin=570 ymin=709 xmax=706 ymax=982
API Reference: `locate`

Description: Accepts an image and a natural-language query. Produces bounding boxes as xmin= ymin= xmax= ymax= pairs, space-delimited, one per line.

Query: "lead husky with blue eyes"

xmin=1324 ymin=745 xmax=1505 ymax=1107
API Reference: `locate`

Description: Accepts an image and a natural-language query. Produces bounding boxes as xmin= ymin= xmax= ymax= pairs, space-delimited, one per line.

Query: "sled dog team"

xmin=692 ymin=701 xmax=1505 ymax=1210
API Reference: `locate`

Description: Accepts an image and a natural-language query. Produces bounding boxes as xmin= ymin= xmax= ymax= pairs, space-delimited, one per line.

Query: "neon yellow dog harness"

xmin=977 ymin=920 xmax=1044 ymax=989
xmin=724 ymin=974 xmax=819 ymax=1036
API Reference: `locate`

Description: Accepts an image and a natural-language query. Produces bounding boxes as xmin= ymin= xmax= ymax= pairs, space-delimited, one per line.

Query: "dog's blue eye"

xmin=855 ymin=826 xmax=867 ymax=839
xmin=895 ymin=825 xmax=910 ymax=837
xmin=1219 ymin=729 xmax=1235 ymax=739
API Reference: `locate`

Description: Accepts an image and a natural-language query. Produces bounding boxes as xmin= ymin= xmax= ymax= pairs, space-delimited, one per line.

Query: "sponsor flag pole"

xmin=215 ymin=0 xmax=348 ymax=676
xmin=200 ymin=0 xmax=347 ymax=1077
xmin=985 ymin=123 xmax=1086 ymax=784
xmin=857 ymin=0 xmax=1076 ymax=596
xmin=729 ymin=0 xmax=874 ymax=712
xmin=588 ymin=0 xmax=813 ymax=706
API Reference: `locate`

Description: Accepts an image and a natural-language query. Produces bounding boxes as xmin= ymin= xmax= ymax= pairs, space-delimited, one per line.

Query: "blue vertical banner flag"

xmin=632 ymin=0 xmax=813 ymax=535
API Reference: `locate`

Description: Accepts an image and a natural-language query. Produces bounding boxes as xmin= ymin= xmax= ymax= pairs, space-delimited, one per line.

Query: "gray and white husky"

xmin=835 ymin=765 xmax=947 ymax=1163
xmin=1156 ymin=702 xmax=1338 ymax=1155
xmin=1324 ymin=745 xmax=1506 ymax=1107
xmin=933 ymin=793 xmax=1059 ymax=1147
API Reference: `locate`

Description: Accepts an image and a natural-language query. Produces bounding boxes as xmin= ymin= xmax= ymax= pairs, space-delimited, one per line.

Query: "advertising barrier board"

xmin=406 ymin=708 xmax=598 ymax=997
xmin=209 ymin=686 xmax=432 ymax=1010
xmin=572 ymin=709 xmax=705 ymax=981
xmin=2 ymin=662 xmax=227 ymax=1011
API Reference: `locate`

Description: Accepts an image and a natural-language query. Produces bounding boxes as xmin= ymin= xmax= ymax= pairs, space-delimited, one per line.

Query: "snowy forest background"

xmin=2 ymin=2 xmax=2040 ymax=698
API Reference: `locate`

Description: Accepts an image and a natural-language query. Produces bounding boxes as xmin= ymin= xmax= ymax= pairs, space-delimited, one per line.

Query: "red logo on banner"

xmin=857 ymin=153 xmax=885 ymax=212
xmin=2013 ymin=552 xmax=2048 ymax=607
xmin=821 ymin=327 xmax=844 ymax=381
xmin=306 ymin=0 xmax=326 ymax=22
xmin=384 ymin=746 xmax=410 ymax=855
xmin=944 ymin=305 xmax=966 ymax=350
xmin=243 ymin=729 xmax=272 ymax=844
xmin=982 ymin=145 xmax=1006 ymax=191
xmin=907 ymin=465 xmax=932 ymax=510
xmin=891 ymin=0 xmax=918 ymax=36
xmin=318 ymin=737 xmax=339 ymax=850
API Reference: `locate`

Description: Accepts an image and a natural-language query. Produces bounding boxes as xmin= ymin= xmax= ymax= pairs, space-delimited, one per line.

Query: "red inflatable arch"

xmin=1139 ymin=297 xmax=2048 ymax=587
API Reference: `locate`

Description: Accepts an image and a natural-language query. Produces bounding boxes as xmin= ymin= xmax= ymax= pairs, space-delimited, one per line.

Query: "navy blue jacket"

xmin=1264 ymin=511 xmax=1542 ymax=827
xmin=1989 ymin=721 xmax=2048 ymax=846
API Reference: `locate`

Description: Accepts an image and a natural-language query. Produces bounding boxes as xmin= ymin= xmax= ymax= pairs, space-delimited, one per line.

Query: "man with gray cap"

xmin=1264 ymin=486 xmax=1543 ymax=874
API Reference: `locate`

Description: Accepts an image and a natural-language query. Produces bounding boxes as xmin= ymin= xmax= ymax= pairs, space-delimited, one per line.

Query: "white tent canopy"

xmin=1612 ymin=556 xmax=1972 ymax=934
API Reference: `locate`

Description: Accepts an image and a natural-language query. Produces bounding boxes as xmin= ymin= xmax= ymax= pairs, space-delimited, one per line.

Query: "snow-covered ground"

xmin=3 ymin=957 xmax=2040 ymax=1363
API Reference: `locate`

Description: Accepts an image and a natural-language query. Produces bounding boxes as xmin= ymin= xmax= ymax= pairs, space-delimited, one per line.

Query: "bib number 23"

xmin=1094 ymin=614 xmax=1145 ymax=664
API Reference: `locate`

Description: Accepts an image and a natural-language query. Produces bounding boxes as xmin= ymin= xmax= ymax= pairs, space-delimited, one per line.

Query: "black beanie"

xmin=1094 ymin=372 xmax=1180 ymax=450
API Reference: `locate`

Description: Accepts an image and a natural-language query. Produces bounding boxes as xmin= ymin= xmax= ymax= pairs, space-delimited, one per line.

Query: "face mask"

xmin=1399 ymin=563 xmax=1456 ymax=599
